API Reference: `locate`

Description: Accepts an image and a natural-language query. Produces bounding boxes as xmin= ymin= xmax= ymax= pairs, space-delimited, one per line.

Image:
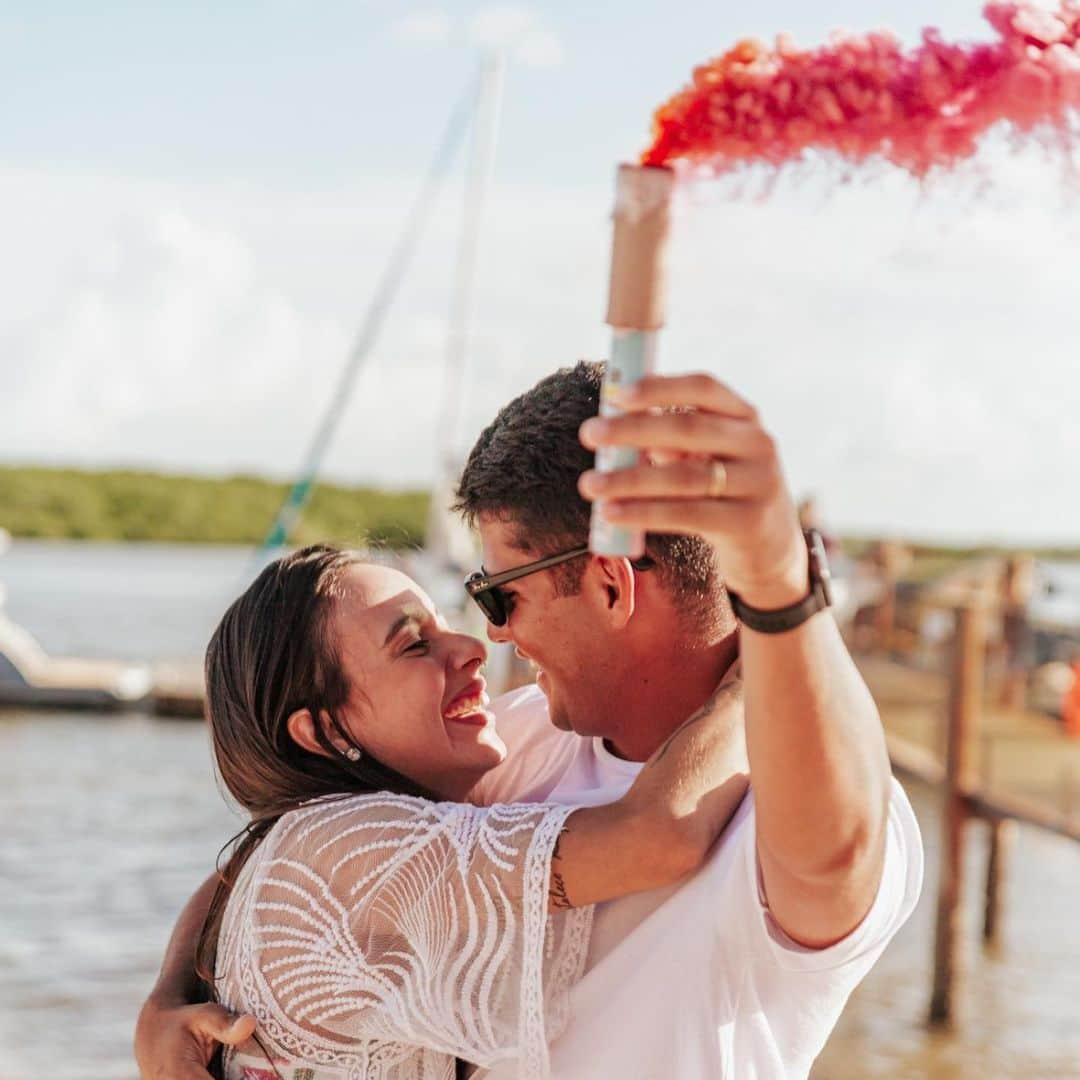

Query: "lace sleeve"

xmin=227 ymin=793 xmax=592 ymax=1079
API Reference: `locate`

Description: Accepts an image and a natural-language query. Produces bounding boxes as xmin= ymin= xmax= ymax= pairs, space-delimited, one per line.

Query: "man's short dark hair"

xmin=454 ymin=360 xmax=729 ymax=639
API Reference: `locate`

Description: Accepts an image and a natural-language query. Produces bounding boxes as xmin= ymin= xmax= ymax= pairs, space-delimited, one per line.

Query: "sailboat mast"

xmin=257 ymin=76 xmax=475 ymax=554
xmin=428 ymin=51 xmax=505 ymax=564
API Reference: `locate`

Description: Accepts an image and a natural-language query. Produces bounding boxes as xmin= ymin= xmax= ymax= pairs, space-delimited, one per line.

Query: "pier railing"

xmin=878 ymin=598 xmax=1079 ymax=1026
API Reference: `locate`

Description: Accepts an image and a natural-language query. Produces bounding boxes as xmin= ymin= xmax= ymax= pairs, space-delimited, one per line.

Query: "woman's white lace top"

xmin=216 ymin=793 xmax=592 ymax=1080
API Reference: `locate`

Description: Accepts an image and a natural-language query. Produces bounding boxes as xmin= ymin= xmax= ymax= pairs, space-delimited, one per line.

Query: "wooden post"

xmin=929 ymin=601 xmax=986 ymax=1026
xmin=983 ymin=818 xmax=1015 ymax=948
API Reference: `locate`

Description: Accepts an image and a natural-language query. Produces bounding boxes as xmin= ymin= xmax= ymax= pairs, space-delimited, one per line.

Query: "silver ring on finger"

xmin=706 ymin=459 xmax=728 ymax=499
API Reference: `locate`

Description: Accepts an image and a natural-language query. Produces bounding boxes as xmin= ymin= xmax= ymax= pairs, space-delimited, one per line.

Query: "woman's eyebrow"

xmin=382 ymin=611 xmax=422 ymax=648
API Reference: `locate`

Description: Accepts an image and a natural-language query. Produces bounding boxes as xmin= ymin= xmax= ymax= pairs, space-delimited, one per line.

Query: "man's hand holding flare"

xmin=579 ymin=372 xmax=807 ymax=611
xmin=581 ymin=370 xmax=892 ymax=951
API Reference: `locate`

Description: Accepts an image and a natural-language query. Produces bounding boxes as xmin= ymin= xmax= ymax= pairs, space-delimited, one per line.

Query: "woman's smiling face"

xmin=327 ymin=564 xmax=506 ymax=800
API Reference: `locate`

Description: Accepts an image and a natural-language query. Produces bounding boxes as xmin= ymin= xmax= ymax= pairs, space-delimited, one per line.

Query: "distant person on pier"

xmin=851 ymin=538 xmax=912 ymax=655
xmin=998 ymin=554 xmax=1036 ymax=711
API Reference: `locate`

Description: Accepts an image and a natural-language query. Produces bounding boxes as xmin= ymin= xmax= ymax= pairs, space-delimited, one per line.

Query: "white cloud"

xmin=0 ymin=175 xmax=349 ymax=474
xmin=658 ymin=154 xmax=1080 ymax=543
xmin=389 ymin=10 xmax=453 ymax=45
xmin=389 ymin=5 xmax=565 ymax=68
xmin=512 ymin=27 xmax=564 ymax=68
xmin=468 ymin=5 xmax=565 ymax=67
xmin=1 ymin=154 xmax=1078 ymax=545
xmin=468 ymin=5 xmax=538 ymax=44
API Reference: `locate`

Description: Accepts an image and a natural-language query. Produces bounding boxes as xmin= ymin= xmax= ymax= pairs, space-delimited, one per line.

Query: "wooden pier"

xmin=857 ymin=601 xmax=1080 ymax=1027
xmin=149 ymin=661 xmax=206 ymax=718
xmin=0 ymin=611 xmax=208 ymax=716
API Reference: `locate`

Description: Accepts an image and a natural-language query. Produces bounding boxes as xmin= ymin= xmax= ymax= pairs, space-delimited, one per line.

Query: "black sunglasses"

xmin=464 ymin=545 xmax=654 ymax=626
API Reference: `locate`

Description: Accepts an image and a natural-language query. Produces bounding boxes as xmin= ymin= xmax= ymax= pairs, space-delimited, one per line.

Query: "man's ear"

xmin=590 ymin=555 xmax=637 ymax=629
xmin=286 ymin=708 xmax=339 ymax=758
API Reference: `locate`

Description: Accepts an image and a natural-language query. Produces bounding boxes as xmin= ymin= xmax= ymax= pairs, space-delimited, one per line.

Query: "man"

xmin=136 ymin=363 xmax=921 ymax=1078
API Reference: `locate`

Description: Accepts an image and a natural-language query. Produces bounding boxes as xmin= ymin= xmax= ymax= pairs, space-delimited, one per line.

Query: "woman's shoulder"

xmin=271 ymin=791 xmax=446 ymax=848
xmin=269 ymin=790 xmax=550 ymax=861
xmin=253 ymin=793 xmax=460 ymax=903
xmin=264 ymin=789 xmax=567 ymax=879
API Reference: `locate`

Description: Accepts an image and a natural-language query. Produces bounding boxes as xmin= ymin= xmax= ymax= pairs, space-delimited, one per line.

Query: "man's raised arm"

xmin=134 ymin=874 xmax=255 ymax=1079
xmin=579 ymin=371 xmax=893 ymax=948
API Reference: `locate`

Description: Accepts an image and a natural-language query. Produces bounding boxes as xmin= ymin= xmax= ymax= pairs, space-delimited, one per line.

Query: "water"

xmin=813 ymin=787 xmax=1080 ymax=1080
xmin=0 ymin=540 xmax=258 ymax=662
xmin=0 ymin=711 xmax=240 ymax=1078
xmin=1 ymin=541 xmax=1079 ymax=1079
xmin=0 ymin=542 xmax=258 ymax=1078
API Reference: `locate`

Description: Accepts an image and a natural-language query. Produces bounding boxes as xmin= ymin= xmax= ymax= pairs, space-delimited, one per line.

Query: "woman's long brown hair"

xmin=195 ymin=544 xmax=433 ymax=1071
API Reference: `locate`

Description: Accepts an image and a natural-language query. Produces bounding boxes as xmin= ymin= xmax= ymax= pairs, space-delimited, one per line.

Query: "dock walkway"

xmin=860 ymin=653 xmax=1080 ymax=815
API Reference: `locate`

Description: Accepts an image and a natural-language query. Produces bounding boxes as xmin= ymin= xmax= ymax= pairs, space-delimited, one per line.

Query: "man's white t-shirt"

xmin=472 ymin=684 xmax=923 ymax=1080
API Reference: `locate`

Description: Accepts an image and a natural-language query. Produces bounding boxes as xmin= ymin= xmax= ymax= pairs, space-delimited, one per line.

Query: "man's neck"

xmin=603 ymin=630 xmax=740 ymax=762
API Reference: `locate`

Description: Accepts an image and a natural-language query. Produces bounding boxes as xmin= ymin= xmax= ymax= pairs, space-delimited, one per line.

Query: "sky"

xmin=2 ymin=0 xmax=1078 ymax=545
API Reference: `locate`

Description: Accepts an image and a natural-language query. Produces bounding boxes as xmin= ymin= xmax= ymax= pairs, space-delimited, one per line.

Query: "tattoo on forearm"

xmin=549 ymin=870 xmax=573 ymax=910
xmin=549 ymin=827 xmax=573 ymax=910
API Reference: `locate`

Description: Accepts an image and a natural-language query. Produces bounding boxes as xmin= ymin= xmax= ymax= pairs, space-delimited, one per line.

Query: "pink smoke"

xmin=643 ymin=3 xmax=1080 ymax=177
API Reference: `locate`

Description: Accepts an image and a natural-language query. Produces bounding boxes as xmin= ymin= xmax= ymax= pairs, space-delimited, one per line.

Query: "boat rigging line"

xmin=257 ymin=66 xmax=482 ymax=555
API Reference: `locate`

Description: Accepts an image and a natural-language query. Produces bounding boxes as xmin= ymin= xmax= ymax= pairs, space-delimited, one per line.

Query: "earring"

xmin=343 ymin=746 xmax=362 ymax=763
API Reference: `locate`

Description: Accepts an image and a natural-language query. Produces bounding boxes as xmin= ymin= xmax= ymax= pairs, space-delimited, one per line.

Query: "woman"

xmin=200 ymin=544 xmax=745 ymax=1080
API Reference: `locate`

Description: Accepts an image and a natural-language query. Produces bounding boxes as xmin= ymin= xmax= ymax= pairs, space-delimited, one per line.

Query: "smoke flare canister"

xmin=589 ymin=163 xmax=675 ymax=558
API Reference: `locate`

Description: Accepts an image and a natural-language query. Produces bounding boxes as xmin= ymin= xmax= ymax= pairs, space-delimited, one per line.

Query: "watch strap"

xmin=728 ymin=529 xmax=833 ymax=635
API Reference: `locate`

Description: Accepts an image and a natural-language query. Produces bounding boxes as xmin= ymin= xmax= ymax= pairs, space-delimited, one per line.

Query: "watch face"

xmin=805 ymin=528 xmax=834 ymax=607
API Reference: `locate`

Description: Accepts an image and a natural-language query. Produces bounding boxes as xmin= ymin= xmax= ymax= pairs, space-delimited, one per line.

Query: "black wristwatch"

xmin=728 ymin=528 xmax=834 ymax=634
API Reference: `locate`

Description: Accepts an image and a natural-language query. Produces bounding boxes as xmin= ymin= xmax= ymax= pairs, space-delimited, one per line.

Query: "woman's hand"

xmin=623 ymin=672 xmax=749 ymax=869
xmin=133 ymin=873 xmax=256 ymax=1079
xmin=550 ymin=671 xmax=748 ymax=912
xmin=135 ymin=993 xmax=255 ymax=1079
